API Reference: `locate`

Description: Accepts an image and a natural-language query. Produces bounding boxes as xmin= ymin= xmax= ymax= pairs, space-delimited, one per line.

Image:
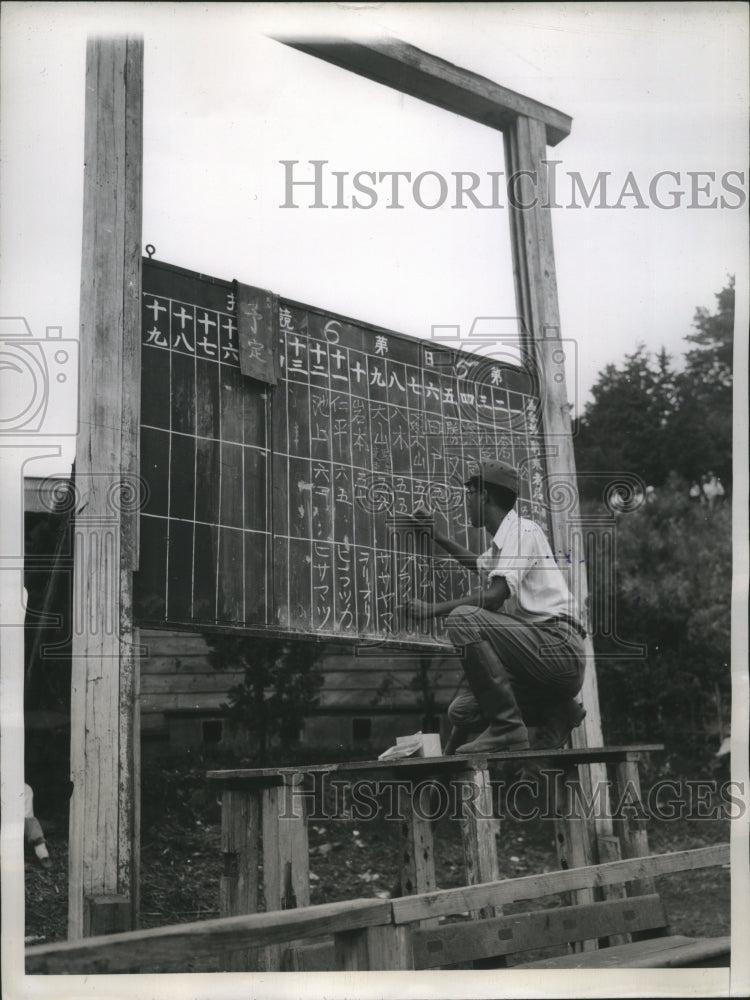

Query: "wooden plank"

xmin=26 ymin=898 xmax=392 ymax=975
xmin=69 ymin=34 xmax=143 ymax=940
xmin=120 ymin=36 xmax=144 ymax=931
xmin=140 ymin=647 xmax=211 ymax=664
xmin=613 ymin=759 xmax=655 ymax=896
xmin=597 ymin=834 xmax=630 ymax=946
xmin=456 ymin=764 xmax=500 ymax=921
xmin=140 ymin=692 xmax=237 ymax=713
xmin=24 ymin=476 xmax=72 ymax=514
xmin=284 ymin=939 xmax=334 ymax=971
xmin=257 ymin=778 xmax=311 ymax=971
xmin=549 ymin=764 xmax=596 ymax=951
xmin=134 ymin=618 xmax=144 ymax=927
xmin=363 ymin=924 xmax=413 ymax=971
xmin=147 ymin=661 xmax=428 ymax=678
xmin=277 ymin=37 xmax=572 ymax=145
xmin=140 ymin=672 xmax=244 ymax=693
xmin=206 ymin=744 xmax=663 ymax=783
xmin=138 ymin=628 xmax=210 ymax=654
xmin=119 ymin=33 xmax=144 ymax=938
xmin=333 ymin=924 xmax=413 ymax=972
xmin=399 ymin=784 xmax=437 ymax=899
xmin=390 ymin=844 xmax=729 ymax=924
xmin=333 ymin=927 xmax=368 ymax=971
xmin=521 ymin=934 xmax=731 ymax=969
xmin=219 ymin=789 xmax=260 ymax=971
xmin=262 ymin=780 xmax=311 ymax=909
xmin=412 ymin=894 xmax=668 ymax=969
xmin=85 ymin=895 xmax=132 ymax=937
xmin=504 ymin=112 xmax=612 ymax=852
xmin=141 ymin=658 xmax=217 ymax=676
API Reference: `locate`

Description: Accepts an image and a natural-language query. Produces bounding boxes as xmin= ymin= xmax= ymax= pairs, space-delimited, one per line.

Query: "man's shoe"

xmin=457 ymin=724 xmax=530 ymax=754
xmin=457 ymin=640 xmax=530 ymax=752
xmin=530 ymin=699 xmax=586 ymax=750
xmin=443 ymin=726 xmax=463 ymax=755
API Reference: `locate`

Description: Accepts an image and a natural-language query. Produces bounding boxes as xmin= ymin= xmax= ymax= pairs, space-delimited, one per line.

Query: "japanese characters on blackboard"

xmin=135 ymin=259 xmax=547 ymax=648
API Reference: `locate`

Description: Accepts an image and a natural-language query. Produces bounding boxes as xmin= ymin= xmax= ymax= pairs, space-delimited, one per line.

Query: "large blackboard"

xmin=135 ymin=259 xmax=548 ymax=647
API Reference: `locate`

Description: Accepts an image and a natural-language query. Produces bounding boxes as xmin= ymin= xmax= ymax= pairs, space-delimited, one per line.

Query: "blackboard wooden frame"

xmin=71 ymin=33 xmax=607 ymax=937
xmin=136 ymin=256 xmax=542 ymax=651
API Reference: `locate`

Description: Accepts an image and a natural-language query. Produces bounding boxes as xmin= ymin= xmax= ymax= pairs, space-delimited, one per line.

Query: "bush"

xmin=206 ymin=634 xmax=324 ymax=764
xmin=586 ymin=486 xmax=731 ymax=757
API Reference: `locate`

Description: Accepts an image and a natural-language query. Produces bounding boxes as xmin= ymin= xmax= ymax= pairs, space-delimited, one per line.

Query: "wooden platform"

xmin=206 ymin=743 xmax=663 ymax=783
xmin=205 ymin=744 xmax=665 ymax=969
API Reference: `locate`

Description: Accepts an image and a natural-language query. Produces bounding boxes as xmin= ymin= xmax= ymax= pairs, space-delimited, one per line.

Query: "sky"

xmin=0 ymin=1 xmax=747 ymax=477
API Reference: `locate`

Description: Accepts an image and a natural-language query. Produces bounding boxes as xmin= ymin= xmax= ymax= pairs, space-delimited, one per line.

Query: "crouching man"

xmin=404 ymin=460 xmax=586 ymax=754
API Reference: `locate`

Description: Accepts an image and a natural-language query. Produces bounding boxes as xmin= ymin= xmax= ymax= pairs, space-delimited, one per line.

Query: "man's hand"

xmin=401 ymin=505 xmax=480 ymax=573
xmin=402 ymin=596 xmax=435 ymax=621
xmin=402 ymin=507 xmax=434 ymax=529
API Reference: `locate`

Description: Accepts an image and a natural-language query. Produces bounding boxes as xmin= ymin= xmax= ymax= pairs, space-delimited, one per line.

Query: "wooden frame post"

xmin=504 ymin=115 xmax=612 ymax=851
xmin=219 ymin=788 xmax=261 ymax=970
xmin=456 ymin=763 xmax=500 ymax=920
xmin=259 ymin=779 xmax=311 ymax=970
xmin=613 ymin=756 xmax=656 ymax=897
xmin=69 ymin=36 xmax=143 ymax=939
xmin=398 ymin=780 xmax=437 ymax=899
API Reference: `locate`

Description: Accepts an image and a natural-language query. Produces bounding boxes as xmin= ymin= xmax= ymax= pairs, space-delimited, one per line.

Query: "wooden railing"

xmin=26 ymin=844 xmax=729 ymax=974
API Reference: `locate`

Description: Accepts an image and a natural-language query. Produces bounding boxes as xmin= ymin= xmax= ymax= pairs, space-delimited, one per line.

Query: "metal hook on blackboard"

xmin=145 ymin=244 xmax=156 ymax=259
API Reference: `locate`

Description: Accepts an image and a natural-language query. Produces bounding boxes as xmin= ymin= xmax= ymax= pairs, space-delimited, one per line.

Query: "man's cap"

xmin=465 ymin=460 xmax=519 ymax=494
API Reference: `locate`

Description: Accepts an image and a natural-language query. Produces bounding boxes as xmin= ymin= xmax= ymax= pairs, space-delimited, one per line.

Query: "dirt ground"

xmin=24 ymin=747 xmax=732 ymax=969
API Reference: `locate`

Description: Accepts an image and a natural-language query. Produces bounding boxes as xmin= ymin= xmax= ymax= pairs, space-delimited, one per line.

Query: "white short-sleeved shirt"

xmin=476 ymin=509 xmax=582 ymax=625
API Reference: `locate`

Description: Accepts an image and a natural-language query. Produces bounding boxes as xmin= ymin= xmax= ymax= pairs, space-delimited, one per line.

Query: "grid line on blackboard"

xmin=136 ymin=261 xmax=548 ymax=646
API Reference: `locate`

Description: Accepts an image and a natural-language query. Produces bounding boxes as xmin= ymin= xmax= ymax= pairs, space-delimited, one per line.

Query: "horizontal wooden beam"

xmin=390 ymin=844 xmax=729 ymax=924
xmin=23 ymin=477 xmax=72 ymax=515
xmin=26 ymin=897 xmax=391 ymax=975
xmin=27 ymin=846 xmax=729 ymax=973
xmin=412 ymin=894 xmax=667 ymax=968
xmin=523 ymin=934 xmax=731 ymax=969
xmin=207 ymin=744 xmax=664 ymax=785
xmin=275 ymin=36 xmax=572 ymax=146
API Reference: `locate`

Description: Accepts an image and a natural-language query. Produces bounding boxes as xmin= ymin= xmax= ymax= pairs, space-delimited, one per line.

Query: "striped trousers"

xmin=445 ymin=605 xmax=586 ymax=729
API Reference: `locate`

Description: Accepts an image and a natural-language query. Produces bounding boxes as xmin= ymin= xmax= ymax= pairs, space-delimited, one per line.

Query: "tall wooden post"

xmin=69 ymin=36 xmax=143 ymax=938
xmin=504 ymin=115 xmax=611 ymax=845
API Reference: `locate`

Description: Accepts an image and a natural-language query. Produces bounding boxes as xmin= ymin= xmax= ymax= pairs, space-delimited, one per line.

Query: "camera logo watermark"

xmin=0 ymin=317 xmax=78 ymax=437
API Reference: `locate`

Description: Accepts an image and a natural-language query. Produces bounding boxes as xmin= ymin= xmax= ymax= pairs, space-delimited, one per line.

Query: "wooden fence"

xmin=26 ymin=844 xmax=729 ymax=974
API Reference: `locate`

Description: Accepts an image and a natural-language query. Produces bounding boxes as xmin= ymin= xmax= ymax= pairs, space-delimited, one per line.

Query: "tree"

xmin=589 ymin=484 xmax=731 ymax=749
xmin=573 ymin=277 xmax=734 ymax=495
xmin=667 ymin=277 xmax=734 ymax=487
xmin=571 ymin=279 xmax=734 ymax=758
xmin=573 ymin=344 xmax=678 ymax=496
xmin=207 ymin=634 xmax=323 ymax=763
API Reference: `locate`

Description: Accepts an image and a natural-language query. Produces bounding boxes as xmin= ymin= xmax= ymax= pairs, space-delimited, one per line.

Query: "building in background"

xmin=24 ymin=476 xmax=461 ymax=760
